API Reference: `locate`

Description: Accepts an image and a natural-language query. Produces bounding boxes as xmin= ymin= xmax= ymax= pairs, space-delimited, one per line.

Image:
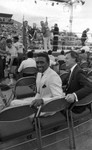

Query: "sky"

xmin=0 ymin=0 xmax=92 ymax=36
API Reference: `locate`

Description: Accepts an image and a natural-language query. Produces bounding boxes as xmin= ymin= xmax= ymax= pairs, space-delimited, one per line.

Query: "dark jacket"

xmin=65 ymin=65 xmax=92 ymax=113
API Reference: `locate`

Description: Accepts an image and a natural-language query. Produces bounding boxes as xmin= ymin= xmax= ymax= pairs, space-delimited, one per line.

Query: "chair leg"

xmin=34 ymin=117 xmax=42 ymax=150
xmin=66 ymin=110 xmax=76 ymax=150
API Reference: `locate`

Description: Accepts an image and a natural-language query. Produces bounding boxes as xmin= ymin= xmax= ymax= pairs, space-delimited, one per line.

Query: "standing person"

xmin=6 ymin=39 xmax=18 ymax=85
xmin=0 ymin=55 xmax=4 ymax=81
xmin=0 ymin=36 xmax=7 ymax=77
xmin=0 ymin=36 xmax=6 ymax=52
xmin=81 ymin=28 xmax=89 ymax=46
xmin=52 ymin=23 xmax=59 ymax=51
xmin=64 ymin=50 xmax=92 ymax=113
xmin=29 ymin=23 xmax=37 ymax=41
xmin=10 ymin=52 xmax=65 ymax=106
xmin=13 ymin=36 xmax=24 ymax=67
xmin=40 ymin=21 xmax=51 ymax=51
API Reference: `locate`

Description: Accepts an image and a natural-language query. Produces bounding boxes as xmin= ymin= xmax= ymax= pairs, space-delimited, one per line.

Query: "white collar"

xmin=71 ymin=63 xmax=77 ymax=73
xmin=42 ymin=67 xmax=50 ymax=76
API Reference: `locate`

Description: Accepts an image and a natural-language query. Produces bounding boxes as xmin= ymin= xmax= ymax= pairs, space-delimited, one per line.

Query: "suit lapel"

xmin=40 ymin=68 xmax=51 ymax=92
xmin=66 ymin=65 xmax=78 ymax=90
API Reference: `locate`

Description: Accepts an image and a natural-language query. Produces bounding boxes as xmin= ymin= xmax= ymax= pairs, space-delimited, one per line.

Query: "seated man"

xmin=18 ymin=50 xmax=36 ymax=73
xmin=11 ymin=52 xmax=65 ymax=106
xmin=64 ymin=50 xmax=92 ymax=113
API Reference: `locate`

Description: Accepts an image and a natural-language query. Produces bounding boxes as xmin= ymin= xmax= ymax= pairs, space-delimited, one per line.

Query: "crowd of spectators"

xmin=0 ymin=20 xmax=92 ymax=85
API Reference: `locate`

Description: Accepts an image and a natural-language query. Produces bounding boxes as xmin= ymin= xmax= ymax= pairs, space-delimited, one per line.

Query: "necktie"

xmin=65 ymin=70 xmax=71 ymax=92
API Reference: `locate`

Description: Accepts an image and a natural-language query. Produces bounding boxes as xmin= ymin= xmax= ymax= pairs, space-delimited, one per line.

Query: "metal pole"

xmin=69 ymin=2 xmax=73 ymax=33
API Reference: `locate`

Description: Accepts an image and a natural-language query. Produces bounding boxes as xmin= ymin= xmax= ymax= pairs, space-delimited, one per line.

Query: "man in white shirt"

xmin=18 ymin=50 xmax=36 ymax=73
xmin=6 ymin=39 xmax=18 ymax=69
xmin=6 ymin=39 xmax=18 ymax=62
xmin=40 ymin=21 xmax=51 ymax=51
xmin=11 ymin=52 xmax=65 ymax=107
xmin=13 ymin=36 xmax=24 ymax=54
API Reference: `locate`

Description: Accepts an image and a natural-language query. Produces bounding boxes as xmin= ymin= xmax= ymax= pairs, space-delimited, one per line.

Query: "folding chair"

xmin=0 ymin=105 xmax=37 ymax=150
xmin=12 ymin=76 xmax=36 ymax=100
xmin=22 ymin=67 xmax=37 ymax=77
xmin=67 ymin=93 xmax=92 ymax=150
xmin=35 ymin=98 xmax=75 ymax=150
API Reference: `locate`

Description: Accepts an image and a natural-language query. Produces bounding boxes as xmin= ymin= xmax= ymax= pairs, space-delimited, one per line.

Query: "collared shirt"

xmin=18 ymin=58 xmax=36 ymax=72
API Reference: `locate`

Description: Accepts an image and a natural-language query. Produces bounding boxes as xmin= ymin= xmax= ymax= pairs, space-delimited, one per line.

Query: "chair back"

xmin=15 ymin=76 xmax=36 ymax=87
xmin=0 ymin=105 xmax=37 ymax=143
xmin=38 ymin=98 xmax=69 ymax=116
xmin=22 ymin=67 xmax=37 ymax=77
xmin=75 ymin=93 xmax=92 ymax=107
xmin=14 ymin=76 xmax=36 ymax=99
xmin=0 ymin=105 xmax=37 ymax=121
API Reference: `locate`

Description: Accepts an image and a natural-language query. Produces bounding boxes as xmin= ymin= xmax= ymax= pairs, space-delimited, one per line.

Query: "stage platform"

xmin=32 ymin=49 xmax=71 ymax=57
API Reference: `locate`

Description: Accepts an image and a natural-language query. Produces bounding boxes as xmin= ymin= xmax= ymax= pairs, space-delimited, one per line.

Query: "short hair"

xmin=81 ymin=49 xmax=85 ymax=53
xmin=60 ymin=50 xmax=65 ymax=55
xmin=54 ymin=23 xmax=57 ymax=27
xmin=13 ymin=36 xmax=19 ymax=41
xmin=66 ymin=50 xmax=79 ymax=62
xmin=27 ymin=51 xmax=33 ymax=58
xmin=37 ymin=52 xmax=50 ymax=64
xmin=48 ymin=50 xmax=52 ymax=55
xmin=86 ymin=28 xmax=89 ymax=31
xmin=6 ymin=39 xmax=12 ymax=43
xmin=1 ymin=36 xmax=6 ymax=40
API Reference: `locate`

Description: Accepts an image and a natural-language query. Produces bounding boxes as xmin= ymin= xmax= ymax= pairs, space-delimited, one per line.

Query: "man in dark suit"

xmin=64 ymin=50 xmax=92 ymax=113
xmin=52 ymin=23 xmax=59 ymax=51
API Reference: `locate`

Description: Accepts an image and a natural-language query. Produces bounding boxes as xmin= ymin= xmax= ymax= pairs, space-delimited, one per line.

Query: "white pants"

xmin=43 ymin=36 xmax=51 ymax=51
xmin=10 ymin=97 xmax=35 ymax=107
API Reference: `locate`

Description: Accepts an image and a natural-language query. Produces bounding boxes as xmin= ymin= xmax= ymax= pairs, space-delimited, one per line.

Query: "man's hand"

xmin=31 ymin=99 xmax=44 ymax=107
xmin=65 ymin=94 xmax=75 ymax=103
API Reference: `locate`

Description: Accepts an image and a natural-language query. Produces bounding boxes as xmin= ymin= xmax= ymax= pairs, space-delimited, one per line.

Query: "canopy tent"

xmin=49 ymin=0 xmax=70 ymax=2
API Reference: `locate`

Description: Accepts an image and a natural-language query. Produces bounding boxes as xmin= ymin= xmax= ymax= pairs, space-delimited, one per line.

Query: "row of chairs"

xmin=0 ymin=94 xmax=92 ymax=150
xmin=1 ymin=65 xmax=92 ymax=149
